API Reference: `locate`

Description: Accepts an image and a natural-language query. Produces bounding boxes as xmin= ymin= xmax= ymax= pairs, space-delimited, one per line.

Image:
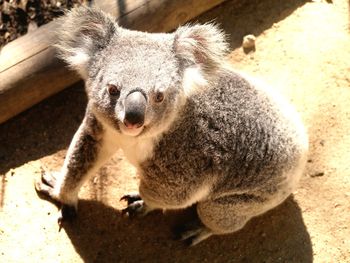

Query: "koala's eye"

xmin=107 ymin=84 xmax=121 ymax=97
xmin=154 ymin=91 xmax=164 ymax=103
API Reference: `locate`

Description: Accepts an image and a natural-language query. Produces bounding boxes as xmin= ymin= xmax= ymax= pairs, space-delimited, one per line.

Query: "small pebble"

xmin=242 ymin=34 xmax=256 ymax=49
xmin=310 ymin=172 xmax=324 ymax=177
xmin=93 ymin=176 xmax=98 ymax=184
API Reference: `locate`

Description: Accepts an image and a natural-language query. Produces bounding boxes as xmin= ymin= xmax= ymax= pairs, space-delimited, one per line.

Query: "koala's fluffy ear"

xmin=55 ymin=6 xmax=116 ymax=78
xmin=174 ymin=23 xmax=229 ymax=79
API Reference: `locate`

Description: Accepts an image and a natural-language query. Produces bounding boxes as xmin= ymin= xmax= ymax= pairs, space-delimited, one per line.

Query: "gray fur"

xmin=37 ymin=7 xmax=308 ymax=244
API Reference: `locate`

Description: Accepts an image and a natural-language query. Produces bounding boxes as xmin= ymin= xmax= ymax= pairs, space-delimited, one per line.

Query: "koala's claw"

xmin=41 ymin=171 xmax=57 ymax=187
xmin=173 ymin=223 xmax=213 ymax=246
xmin=58 ymin=205 xmax=77 ymax=231
xmin=120 ymin=193 xmax=142 ymax=205
xmin=121 ymin=193 xmax=154 ymax=218
xmin=121 ymin=200 xmax=146 ymax=218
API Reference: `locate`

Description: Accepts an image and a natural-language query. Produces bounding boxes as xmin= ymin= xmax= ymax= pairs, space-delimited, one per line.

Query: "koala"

xmin=35 ymin=6 xmax=308 ymax=245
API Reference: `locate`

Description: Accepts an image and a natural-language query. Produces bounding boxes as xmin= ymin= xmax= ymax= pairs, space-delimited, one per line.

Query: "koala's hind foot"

xmin=120 ymin=193 xmax=153 ymax=218
xmin=173 ymin=220 xmax=213 ymax=246
xmin=35 ymin=171 xmax=77 ymax=229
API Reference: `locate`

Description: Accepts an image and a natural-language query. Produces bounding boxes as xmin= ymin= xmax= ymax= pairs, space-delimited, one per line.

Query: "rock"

xmin=242 ymin=34 xmax=256 ymax=50
xmin=310 ymin=172 xmax=325 ymax=178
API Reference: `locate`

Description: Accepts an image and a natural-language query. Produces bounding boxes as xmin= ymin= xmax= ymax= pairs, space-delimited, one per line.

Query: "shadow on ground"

xmin=197 ymin=0 xmax=308 ymax=50
xmin=63 ymin=196 xmax=312 ymax=262
xmin=0 ymin=82 xmax=86 ymax=207
xmin=0 ymin=81 xmax=87 ymax=176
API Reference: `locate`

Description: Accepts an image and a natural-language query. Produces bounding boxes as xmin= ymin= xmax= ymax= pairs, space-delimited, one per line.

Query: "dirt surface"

xmin=0 ymin=0 xmax=85 ymax=48
xmin=1 ymin=0 xmax=350 ymax=262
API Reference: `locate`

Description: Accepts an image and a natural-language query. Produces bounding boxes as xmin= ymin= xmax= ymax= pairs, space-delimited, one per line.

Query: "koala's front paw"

xmin=120 ymin=193 xmax=152 ymax=218
xmin=34 ymin=171 xmax=59 ymax=202
xmin=120 ymin=193 xmax=142 ymax=205
xmin=35 ymin=171 xmax=77 ymax=229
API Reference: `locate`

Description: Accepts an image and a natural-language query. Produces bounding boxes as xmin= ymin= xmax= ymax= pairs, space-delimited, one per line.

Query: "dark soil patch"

xmin=0 ymin=0 xmax=88 ymax=48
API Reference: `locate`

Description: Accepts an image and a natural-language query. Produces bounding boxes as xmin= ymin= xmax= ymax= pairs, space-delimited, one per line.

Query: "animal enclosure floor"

xmin=1 ymin=0 xmax=350 ymax=262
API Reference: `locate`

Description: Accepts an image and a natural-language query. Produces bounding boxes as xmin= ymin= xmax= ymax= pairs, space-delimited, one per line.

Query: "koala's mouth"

xmin=120 ymin=122 xmax=145 ymax=137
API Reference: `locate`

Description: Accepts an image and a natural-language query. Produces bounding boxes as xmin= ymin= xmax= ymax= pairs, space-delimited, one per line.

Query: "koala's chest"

xmin=119 ymin=137 xmax=156 ymax=167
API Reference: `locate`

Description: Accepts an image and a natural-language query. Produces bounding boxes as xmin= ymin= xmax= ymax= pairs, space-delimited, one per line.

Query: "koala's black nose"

xmin=124 ymin=91 xmax=147 ymax=129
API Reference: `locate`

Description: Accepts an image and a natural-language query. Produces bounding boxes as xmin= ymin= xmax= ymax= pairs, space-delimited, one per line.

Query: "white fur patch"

xmin=67 ymin=49 xmax=90 ymax=79
xmin=117 ymin=134 xmax=156 ymax=167
xmin=94 ymin=110 xmax=160 ymax=167
xmin=182 ymin=67 xmax=208 ymax=97
xmin=175 ymin=23 xmax=229 ymax=69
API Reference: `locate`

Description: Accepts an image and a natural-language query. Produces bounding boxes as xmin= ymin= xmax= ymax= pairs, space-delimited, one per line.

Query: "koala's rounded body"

xmin=137 ymin=69 xmax=308 ymax=236
xmin=35 ymin=7 xmax=308 ymax=245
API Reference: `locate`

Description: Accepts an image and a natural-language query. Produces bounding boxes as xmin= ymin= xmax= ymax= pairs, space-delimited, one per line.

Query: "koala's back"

xmin=140 ymin=69 xmax=307 ymax=201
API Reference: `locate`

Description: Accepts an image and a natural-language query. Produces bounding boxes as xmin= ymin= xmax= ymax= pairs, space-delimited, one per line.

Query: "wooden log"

xmin=0 ymin=0 xmax=228 ymax=124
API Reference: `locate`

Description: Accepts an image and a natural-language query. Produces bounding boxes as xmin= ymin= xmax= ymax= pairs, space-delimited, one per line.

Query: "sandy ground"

xmin=1 ymin=0 xmax=350 ymax=262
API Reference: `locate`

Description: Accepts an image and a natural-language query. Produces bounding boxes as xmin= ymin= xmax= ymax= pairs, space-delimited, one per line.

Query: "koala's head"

xmin=56 ymin=6 xmax=228 ymax=137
